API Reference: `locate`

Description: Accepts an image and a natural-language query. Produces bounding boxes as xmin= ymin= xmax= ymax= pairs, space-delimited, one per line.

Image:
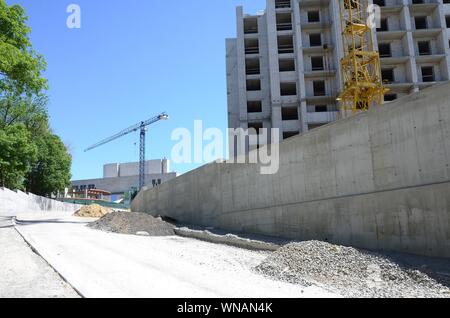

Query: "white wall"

xmin=0 ymin=188 xmax=82 ymax=217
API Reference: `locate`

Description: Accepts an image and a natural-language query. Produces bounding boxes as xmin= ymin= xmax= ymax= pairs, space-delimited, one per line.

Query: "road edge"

xmin=12 ymin=217 xmax=85 ymax=299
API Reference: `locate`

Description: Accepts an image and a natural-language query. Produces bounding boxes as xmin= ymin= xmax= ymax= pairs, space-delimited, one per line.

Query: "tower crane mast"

xmin=338 ymin=0 xmax=388 ymax=116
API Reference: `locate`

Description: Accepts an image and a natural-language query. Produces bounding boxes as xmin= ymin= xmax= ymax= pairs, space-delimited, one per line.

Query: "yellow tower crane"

xmin=338 ymin=0 xmax=389 ymax=117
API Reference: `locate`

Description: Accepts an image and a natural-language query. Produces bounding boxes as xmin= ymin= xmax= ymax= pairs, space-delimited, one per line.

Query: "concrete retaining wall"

xmin=0 ymin=187 xmax=82 ymax=217
xmin=132 ymin=83 xmax=450 ymax=258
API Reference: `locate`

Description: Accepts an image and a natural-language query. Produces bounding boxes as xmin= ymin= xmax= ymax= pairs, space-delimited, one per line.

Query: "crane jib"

xmin=84 ymin=112 xmax=169 ymax=190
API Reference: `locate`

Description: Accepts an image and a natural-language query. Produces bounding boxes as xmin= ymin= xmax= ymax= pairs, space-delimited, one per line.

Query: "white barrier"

xmin=0 ymin=187 xmax=82 ymax=217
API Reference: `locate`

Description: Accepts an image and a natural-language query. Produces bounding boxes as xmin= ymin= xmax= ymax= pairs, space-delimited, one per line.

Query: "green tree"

xmin=0 ymin=1 xmax=72 ymax=195
xmin=0 ymin=124 xmax=37 ymax=189
xmin=0 ymin=93 xmax=48 ymax=131
xmin=0 ymin=0 xmax=47 ymax=97
xmin=0 ymin=0 xmax=48 ymax=130
xmin=25 ymin=132 xmax=72 ymax=197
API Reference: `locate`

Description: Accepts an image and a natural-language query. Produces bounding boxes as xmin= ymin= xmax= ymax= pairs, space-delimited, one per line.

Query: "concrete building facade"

xmin=71 ymin=159 xmax=177 ymax=200
xmin=227 ymin=0 xmax=450 ymax=155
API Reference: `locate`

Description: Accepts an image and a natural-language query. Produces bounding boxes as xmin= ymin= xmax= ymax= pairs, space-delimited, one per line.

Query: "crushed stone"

xmin=254 ymin=241 xmax=450 ymax=298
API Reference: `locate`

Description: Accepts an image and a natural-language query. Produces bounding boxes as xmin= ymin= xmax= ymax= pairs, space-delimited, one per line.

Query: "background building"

xmin=71 ymin=159 xmax=177 ymax=201
xmin=227 ymin=0 xmax=450 ymax=155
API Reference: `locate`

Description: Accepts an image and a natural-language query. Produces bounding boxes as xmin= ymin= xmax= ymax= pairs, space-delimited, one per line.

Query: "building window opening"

xmin=309 ymin=33 xmax=322 ymax=47
xmin=313 ymin=80 xmax=326 ymax=96
xmin=311 ymin=56 xmax=324 ymax=71
xmin=279 ymin=58 xmax=296 ymax=72
xmin=282 ymin=107 xmax=299 ymax=120
xmin=247 ymin=101 xmax=263 ymax=113
xmin=280 ymin=82 xmax=297 ymax=96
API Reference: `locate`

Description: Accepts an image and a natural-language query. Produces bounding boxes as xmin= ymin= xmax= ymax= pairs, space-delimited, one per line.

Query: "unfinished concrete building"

xmin=226 ymin=0 xmax=450 ymax=155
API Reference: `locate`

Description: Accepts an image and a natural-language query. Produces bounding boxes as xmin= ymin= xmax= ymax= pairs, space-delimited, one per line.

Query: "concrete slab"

xmin=0 ymin=218 xmax=80 ymax=298
xmin=15 ymin=217 xmax=339 ymax=298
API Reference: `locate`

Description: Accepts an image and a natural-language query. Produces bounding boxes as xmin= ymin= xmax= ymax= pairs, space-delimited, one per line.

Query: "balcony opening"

xmin=245 ymin=58 xmax=260 ymax=75
xmin=279 ymin=58 xmax=296 ymax=72
xmin=275 ymin=0 xmax=291 ymax=9
xmin=280 ymin=82 xmax=297 ymax=96
xmin=308 ymin=11 xmax=320 ymax=23
xmin=418 ymin=41 xmax=431 ymax=55
xmin=246 ymin=79 xmax=261 ymax=91
xmin=245 ymin=38 xmax=259 ymax=54
xmin=283 ymin=131 xmax=299 ymax=139
xmin=244 ymin=18 xmax=258 ymax=34
xmin=313 ymin=80 xmax=326 ymax=96
xmin=414 ymin=16 xmax=428 ymax=30
xmin=282 ymin=107 xmax=299 ymax=120
xmin=309 ymin=33 xmax=322 ymax=47
xmin=378 ymin=43 xmax=392 ymax=57
xmin=311 ymin=56 xmax=324 ymax=71
xmin=421 ymin=66 xmax=435 ymax=82
xmin=381 ymin=69 xmax=395 ymax=84
xmin=384 ymin=94 xmax=397 ymax=101
xmin=247 ymin=101 xmax=263 ymax=113
xmin=446 ymin=16 xmax=450 ymax=28
xmin=412 ymin=0 xmax=425 ymax=3
xmin=278 ymin=35 xmax=294 ymax=54
xmin=276 ymin=13 xmax=292 ymax=31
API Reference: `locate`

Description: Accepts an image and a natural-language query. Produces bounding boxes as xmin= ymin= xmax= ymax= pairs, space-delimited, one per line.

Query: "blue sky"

xmin=8 ymin=0 xmax=265 ymax=180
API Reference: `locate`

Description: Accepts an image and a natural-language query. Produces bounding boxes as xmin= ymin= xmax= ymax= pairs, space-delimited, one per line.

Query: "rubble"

xmin=254 ymin=241 xmax=450 ymax=298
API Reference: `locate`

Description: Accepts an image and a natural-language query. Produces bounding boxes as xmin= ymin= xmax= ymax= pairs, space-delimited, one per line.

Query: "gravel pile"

xmin=254 ymin=241 xmax=450 ymax=298
xmin=88 ymin=212 xmax=175 ymax=236
xmin=74 ymin=204 xmax=112 ymax=218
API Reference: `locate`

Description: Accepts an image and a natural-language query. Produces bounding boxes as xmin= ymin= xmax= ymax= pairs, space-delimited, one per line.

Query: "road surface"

xmin=0 ymin=216 xmax=79 ymax=298
xmin=13 ymin=216 xmax=338 ymax=298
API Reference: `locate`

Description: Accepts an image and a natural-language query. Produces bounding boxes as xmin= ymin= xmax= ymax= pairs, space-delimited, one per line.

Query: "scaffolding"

xmin=338 ymin=0 xmax=388 ymax=117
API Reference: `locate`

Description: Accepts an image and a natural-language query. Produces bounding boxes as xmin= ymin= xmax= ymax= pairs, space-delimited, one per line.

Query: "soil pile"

xmin=88 ymin=212 xmax=175 ymax=236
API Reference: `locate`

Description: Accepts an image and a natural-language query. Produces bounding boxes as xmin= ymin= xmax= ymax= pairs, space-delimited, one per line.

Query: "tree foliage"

xmin=0 ymin=0 xmax=47 ymax=97
xmin=0 ymin=0 xmax=71 ymax=196
xmin=25 ymin=133 xmax=72 ymax=196
xmin=0 ymin=124 xmax=37 ymax=189
xmin=0 ymin=93 xmax=48 ymax=131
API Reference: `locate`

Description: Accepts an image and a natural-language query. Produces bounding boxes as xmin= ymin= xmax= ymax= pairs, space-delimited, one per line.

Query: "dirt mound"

xmin=254 ymin=241 xmax=450 ymax=298
xmin=88 ymin=212 xmax=175 ymax=236
xmin=74 ymin=205 xmax=112 ymax=218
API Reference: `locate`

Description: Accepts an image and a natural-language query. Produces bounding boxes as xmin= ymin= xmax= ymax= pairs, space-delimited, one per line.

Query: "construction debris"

xmin=73 ymin=204 xmax=112 ymax=218
xmin=174 ymin=227 xmax=281 ymax=251
xmin=254 ymin=241 xmax=450 ymax=298
xmin=88 ymin=212 xmax=175 ymax=236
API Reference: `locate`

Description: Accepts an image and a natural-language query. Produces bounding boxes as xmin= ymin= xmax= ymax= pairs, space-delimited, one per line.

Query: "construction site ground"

xmin=2 ymin=214 xmax=336 ymax=298
xmin=2 ymin=212 xmax=450 ymax=298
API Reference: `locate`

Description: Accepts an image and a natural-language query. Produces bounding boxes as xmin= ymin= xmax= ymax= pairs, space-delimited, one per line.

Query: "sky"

xmin=7 ymin=0 xmax=266 ymax=180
